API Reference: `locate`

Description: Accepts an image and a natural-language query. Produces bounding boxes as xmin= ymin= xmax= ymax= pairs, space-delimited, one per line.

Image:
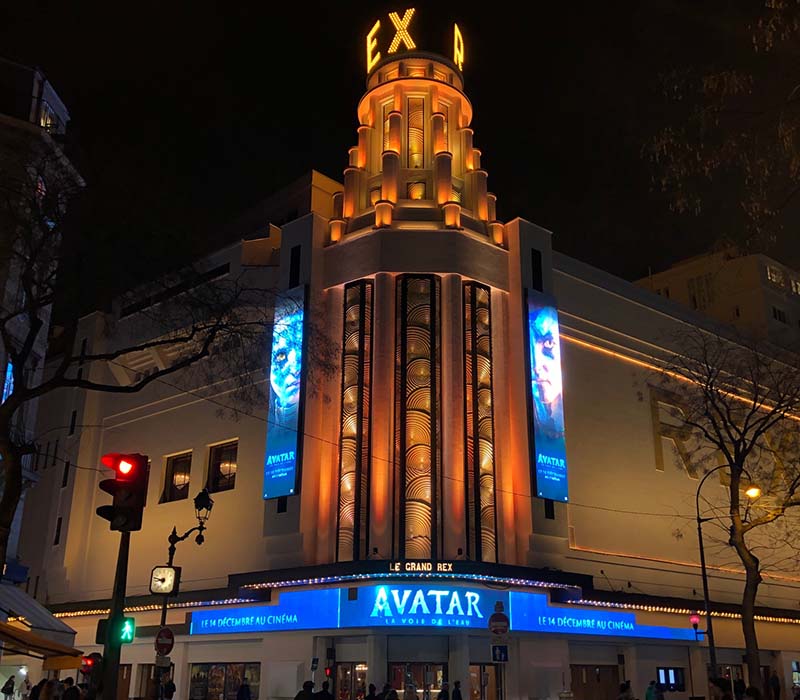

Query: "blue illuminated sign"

xmin=527 ymin=290 xmax=568 ymax=502
xmin=264 ymin=286 xmax=307 ymax=499
xmin=509 ymin=592 xmax=697 ymax=641
xmin=189 ymin=584 xmax=696 ymax=641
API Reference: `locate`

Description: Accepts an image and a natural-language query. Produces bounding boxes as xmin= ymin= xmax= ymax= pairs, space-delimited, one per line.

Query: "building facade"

xmin=15 ymin=14 xmax=800 ymax=700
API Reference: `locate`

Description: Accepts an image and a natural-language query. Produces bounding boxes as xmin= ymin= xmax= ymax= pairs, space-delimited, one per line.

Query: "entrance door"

xmin=334 ymin=663 xmax=368 ymax=700
xmin=469 ymin=665 xmax=501 ymax=700
xmin=570 ymin=665 xmax=620 ymax=700
xmin=118 ymin=665 xmax=132 ymax=700
xmin=388 ymin=664 xmax=446 ymax=700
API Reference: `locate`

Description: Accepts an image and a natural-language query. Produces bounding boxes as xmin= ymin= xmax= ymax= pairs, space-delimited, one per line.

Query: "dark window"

xmin=61 ymin=460 xmax=70 ymax=488
xmin=656 ymin=668 xmax=685 ymax=693
xmin=734 ymin=306 xmax=741 ymax=319
xmin=531 ymin=249 xmax=543 ymax=292
xmin=33 ymin=445 xmax=40 ymax=471
xmin=51 ymin=438 xmax=58 ymax=467
xmin=161 ymin=453 xmax=192 ymax=503
xmin=68 ymin=410 xmax=77 ymax=436
xmin=53 ymin=517 xmax=62 ymax=545
xmin=207 ymin=441 xmax=238 ymax=493
xmin=43 ymin=442 xmax=50 ymax=469
xmin=289 ymin=245 xmax=302 ymax=288
xmin=772 ymin=306 xmax=788 ymax=324
xmin=544 ymin=499 xmax=555 ymax=520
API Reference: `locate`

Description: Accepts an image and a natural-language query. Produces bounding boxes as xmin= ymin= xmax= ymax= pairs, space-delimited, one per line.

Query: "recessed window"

xmin=161 ymin=453 xmax=192 ymax=503
xmin=61 ymin=460 xmax=70 ymax=489
xmin=656 ymin=667 xmax=685 ymax=693
xmin=53 ymin=517 xmax=62 ymax=546
xmin=734 ymin=305 xmax=741 ymax=319
xmin=767 ymin=265 xmax=784 ymax=285
xmin=791 ymin=279 xmax=800 ymax=295
xmin=68 ymin=410 xmax=77 ymax=436
xmin=772 ymin=306 xmax=788 ymax=324
xmin=207 ymin=441 xmax=238 ymax=493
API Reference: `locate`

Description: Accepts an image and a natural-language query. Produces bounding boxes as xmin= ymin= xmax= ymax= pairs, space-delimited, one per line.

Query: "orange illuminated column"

xmin=375 ymin=200 xmax=394 ymax=228
xmin=475 ymin=169 xmax=489 ymax=221
xmin=387 ymin=111 xmax=403 ymax=154
xmin=343 ymin=167 xmax=360 ymax=218
xmin=329 ymin=191 xmax=345 ymax=243
xmin=487 ymin=193 xmax=504 ymax=246
xmin=381 ymin=151 xmax=400 ymax=203
xmin=487 ymin=193 xmax=497 ymax=222
xmin=443 ymin=202 xmax=461 ymax=228
xmin=357 ymin=125 xmax=371 ymax=169
xmin=432 ymin=113 xmax=446 ymax=154
xmin=461 ymin=128 xmax=474 ymax=170
xmin=472 ymin=148 xmax=482 ymax=170
xmin=435 ymin=152 xmax=453 ymax=205
xmin=348 ymin=147 xmax=359 ymax=167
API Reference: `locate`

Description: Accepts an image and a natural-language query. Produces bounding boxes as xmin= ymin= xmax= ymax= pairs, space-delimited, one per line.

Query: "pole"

xmin=696 ymin=466 xmax=722 ymax=679
xmin=101 ymin=531 xmax=131 ymax=700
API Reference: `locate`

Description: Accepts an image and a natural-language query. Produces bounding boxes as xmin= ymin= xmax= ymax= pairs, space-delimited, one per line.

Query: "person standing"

xmin=645 ymin=681 xmax=657 ymax=700
xmin=313 ymin=681 xmax=334 ymax=700
xmin=437 ymin=683 xmax=449 ymax=700
xmin=2 ymin=676 xmax=16 ymax=700
xmin=295 ymin=682 xmax=315 ymax=700
xmin=236 ymin=679 xmax=251 ymax=700
xmin=771 ymin=672 xmax=782 ymax=700
xmin=366 ymin=684 xmax=377 ymax=700
xmin=62 ymin=678 xmax=79 ymax=700
xmin=451 ymin=682 xmax=462 ymax=700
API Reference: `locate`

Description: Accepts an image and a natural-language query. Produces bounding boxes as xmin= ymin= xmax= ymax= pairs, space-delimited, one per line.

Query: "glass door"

xmin=388 ymin=664 xmax=446 ymax=700
xmin=334 ymin=663 xmax=368 ymax=700
xmin=468 ymin=665 xmax=501 ymax=700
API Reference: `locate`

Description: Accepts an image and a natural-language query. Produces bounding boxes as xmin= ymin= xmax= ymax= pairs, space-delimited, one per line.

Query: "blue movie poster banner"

xmin=263 ymin=287 xmax=307 ymax=499
xmin=189 ymin=585 xmax=697 ymax=641
xmin=527 ymin=290 xmax=569 ymax=502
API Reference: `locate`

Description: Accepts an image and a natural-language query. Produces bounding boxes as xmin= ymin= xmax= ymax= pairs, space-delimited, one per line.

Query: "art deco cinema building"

xmin=15 ymin=10 xmax=800 ymax=700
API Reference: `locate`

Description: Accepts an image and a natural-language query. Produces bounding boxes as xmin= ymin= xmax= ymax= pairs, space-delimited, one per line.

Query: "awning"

xmin=0 ymin=582 xmax=77 ymax=646
xmin=0 ymin=620 xmax=83 ymax=669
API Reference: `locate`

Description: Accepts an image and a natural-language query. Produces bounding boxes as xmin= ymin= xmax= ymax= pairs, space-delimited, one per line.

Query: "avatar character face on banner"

xmin=263 ymin=287 xmax=306 ymax=499
xmin=527 ymin=291 xmax=569 ymax=502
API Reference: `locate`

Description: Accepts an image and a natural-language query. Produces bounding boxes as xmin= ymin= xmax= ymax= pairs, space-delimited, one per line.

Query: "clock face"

xmin=150 ymin=566 xmax=177 ymax=595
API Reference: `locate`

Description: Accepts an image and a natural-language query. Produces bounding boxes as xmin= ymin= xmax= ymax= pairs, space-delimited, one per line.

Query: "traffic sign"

xmin=155 ymin=627 xmax=175 ymax=656
xmin=155 ymin=655 xmax=171 ymax=668
xmin=311 ymin=657 xmax=319 ymax=671
xmin=488 ymin=601 xmax=510 ymax=644
xmin=491 ymin=645 xmax=508 ymax=663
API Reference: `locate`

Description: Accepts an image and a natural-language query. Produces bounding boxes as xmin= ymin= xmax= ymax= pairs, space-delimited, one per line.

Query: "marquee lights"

xmin=453 ymin=24 xmax=464 ymax=70
xmin=387 ymin=9 xmax=416 ymax=53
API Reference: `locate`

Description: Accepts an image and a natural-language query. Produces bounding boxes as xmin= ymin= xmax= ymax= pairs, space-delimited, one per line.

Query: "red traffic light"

xmin=324 ymin=667 xmax=332 ymax=678
xmin=689 ymin=613 xmax=701 ymax=629
xmin=101 ymin=453 xmax=139 ymax=479
xmin=97 ymin=453 xmax=149 ymax=532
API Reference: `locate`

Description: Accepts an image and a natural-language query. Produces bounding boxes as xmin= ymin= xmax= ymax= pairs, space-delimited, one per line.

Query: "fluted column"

xmin=357 ymin=125 xmax=370 ymax=169
xmin=432 ymin=113 xmax=446 ymax=154
xmin=434 ymin=152 xmax=453 ymax=205
xmin=343 ymin=167 xmax=360 ymax=219
xmin=475 ymin=169 xmax=489 ymax=221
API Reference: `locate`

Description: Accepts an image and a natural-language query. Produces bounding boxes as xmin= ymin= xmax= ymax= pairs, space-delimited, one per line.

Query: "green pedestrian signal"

xmin=119 ymin=617 xmax=135 ymax=644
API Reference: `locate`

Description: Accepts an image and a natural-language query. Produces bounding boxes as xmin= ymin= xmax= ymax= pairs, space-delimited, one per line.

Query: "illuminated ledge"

xmin=556 ymin=588 xmax=800 ymax=626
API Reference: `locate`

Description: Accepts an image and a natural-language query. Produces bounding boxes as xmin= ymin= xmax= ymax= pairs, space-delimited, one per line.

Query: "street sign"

xmin=491 ymin=645 xmax=508 ymax=663
xmin=311 ymin=657 xmax=319 ymax=671
xmin=155 ymin=655 xmax=171 ymax=668
xmin=488 ymin=601 xmax=510 ymax=644
xmin=155 ymin=627 xmax=175 ymax=656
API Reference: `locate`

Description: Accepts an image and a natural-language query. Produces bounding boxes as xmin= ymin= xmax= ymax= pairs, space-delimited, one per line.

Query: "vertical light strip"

xmin=463 ymin=282 xmax=497 ymax=562
xmin=395 ymin=275 xmax=441 ymax=559
xmin=336 ymin=280 xmax=374 ymax=561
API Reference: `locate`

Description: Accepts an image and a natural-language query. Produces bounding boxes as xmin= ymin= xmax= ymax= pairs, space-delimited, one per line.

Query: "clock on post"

xmin=150 ymin=565 xmax=181 ymax=596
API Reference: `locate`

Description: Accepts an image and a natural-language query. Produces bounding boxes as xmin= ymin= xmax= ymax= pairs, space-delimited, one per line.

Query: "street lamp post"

xmin=159 ymin=489 xmax=214 ymax=627
xmin=695 ymin=466 xmax=761 ymax=679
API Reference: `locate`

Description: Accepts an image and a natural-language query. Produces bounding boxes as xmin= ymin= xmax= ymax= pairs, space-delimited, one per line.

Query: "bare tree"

xmin=0 ymin=127 xmax=336 ymax=573
xmin=656 ymin=329 xmax=800 ymax=690
xmin=643 ymin=2 xmax=800 ymax=261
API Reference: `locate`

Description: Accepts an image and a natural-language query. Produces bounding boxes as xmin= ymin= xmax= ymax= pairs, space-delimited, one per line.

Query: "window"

xmin=792 ymin=279 xmax=800 ymax=295
xmin=161 ymin=453 xmax=191 ymax=503
xmin=772 ymin=306 xmax=788 ymax=324
xmin=61 ymin=460 xmax=70 ymax=489
xmin=43 ymin=442 xmax=50 ymax=470
xmin=189 ymin=663 xmax=260 ymax=700
xmin=407 ymin=97 xmax=424 ymax=168
xmin=656 ymin=668 xmax=685 ymax=693
xmin=544 ymin=499 xmax=555 ymax=520
xmin=734 ymin=305 xmax=741 ymax=319
xmin=767 ymin=265 xmax=784 ymax=285
xmin=53 ymin=517 xmax=62 ymax=546
xmin=33 ymin=445 xmax=40 ymax=471
xmin=207 ymin=441 xmax=238 ymax=493
xmin=289 ymin=245 xmax=301 ymax=288
xmin=51 ymin=438 xmax=58 ymax=467
xmin=688 ymin=274 xmax=714 ymax=311
xmin=791 ymin=661 xmax=800 ymax=687
xmin=68 ymin=410 xmax=77 ymax=436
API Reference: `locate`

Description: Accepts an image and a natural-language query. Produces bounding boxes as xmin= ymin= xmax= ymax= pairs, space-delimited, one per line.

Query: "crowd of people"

xmin=615 ymin=671 xmax=800 ymax=700
xmin=1 ymin=676 xmax=84 ymax=700
xmin=294 ymin=679 xmax=463 ymax=700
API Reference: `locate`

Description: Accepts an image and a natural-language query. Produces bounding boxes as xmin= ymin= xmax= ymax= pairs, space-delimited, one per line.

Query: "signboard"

xmin=263 ymin=286 xmax=307 ymax=499
xmin=154 ymin=627 xmax=174 ymax=656
xmin=488 ymin=604 xmax=509 ymax=644
xmin=311 ymin=658 xmax=319 ymax=671
xmin=155 ymin=655 xmax=171 ymax=668
xmin=189 ymin=585 xmax=696 ymax=641
xmin=526 ymin=290 xmax=569 ymax=502
xmin=490 ymin=645 xmax=508 ymax=663
xmin=509 ymin=592 xmax=696 ymax=640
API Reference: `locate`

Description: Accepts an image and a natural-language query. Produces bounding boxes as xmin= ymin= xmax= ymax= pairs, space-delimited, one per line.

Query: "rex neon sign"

xmin=366 ymin=9 xmax=465 ymax=73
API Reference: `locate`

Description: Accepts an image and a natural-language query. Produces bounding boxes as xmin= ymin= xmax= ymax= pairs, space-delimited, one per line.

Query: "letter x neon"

xmin=388 ymin=9 xmax=416 ymax=53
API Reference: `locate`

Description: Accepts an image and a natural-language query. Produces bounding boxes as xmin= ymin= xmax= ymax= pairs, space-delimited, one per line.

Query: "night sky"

xmin=0 ymin=1 xmax=781 ymax=288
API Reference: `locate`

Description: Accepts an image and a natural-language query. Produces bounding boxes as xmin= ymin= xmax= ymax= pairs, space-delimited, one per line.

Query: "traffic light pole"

xmin=101 ymin=530 xmax=131 ymax=700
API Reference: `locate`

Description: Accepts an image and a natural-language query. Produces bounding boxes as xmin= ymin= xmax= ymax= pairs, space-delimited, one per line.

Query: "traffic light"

xmin=95 ymin=616 xmax=136 ymax=645
xmin=96 ymin=453 xmax=149 ymax=531
xmin=80 ymin=652 xmax=102 ymax=686
xmin=324 ymin=667 xmax=333 ymax=679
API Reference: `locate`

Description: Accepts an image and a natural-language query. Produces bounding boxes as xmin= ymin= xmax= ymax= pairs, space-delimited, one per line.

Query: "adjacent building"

xmin=14 ymin=14 xmax=800 ymax=700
